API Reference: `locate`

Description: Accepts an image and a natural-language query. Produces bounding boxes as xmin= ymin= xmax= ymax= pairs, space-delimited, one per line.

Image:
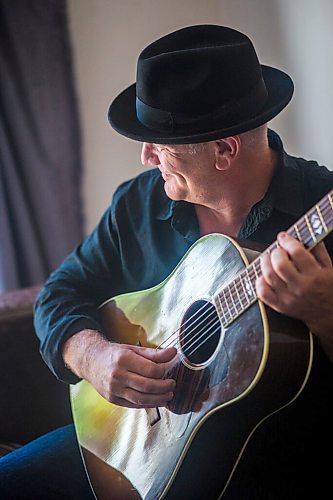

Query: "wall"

xmin=68 ymin=0 xmax=333 ymax=233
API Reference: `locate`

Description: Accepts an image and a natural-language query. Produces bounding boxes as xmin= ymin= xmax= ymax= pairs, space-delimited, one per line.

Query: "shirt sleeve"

xmin=34 ymin=192 xmax=124 ymax=384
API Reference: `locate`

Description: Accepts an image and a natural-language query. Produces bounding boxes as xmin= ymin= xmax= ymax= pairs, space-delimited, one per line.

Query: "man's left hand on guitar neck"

xmin=256 ymin=231 xmax=333 ymax=362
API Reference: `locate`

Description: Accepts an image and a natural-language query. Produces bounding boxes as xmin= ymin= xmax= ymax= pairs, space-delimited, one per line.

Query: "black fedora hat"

xmin=108 ymin=24 xmax=294 ymax=144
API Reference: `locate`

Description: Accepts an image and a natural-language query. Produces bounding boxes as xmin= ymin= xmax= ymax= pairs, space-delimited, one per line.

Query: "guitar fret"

xmin=236 ymin=283 xmax=244 ymax=309
xmin=252 ymin=260 xmax=261 ymax=280
xmin=228 ymin=284 xmax=238 ymax=316
xmin=245 ymin=268 xmax=256 ymax=299
xmin=308 ymin=206 xmax=326 ymax=238
xmin=221 ymin=287 xmax=232 ymax=321
xmin=294 ymin=223 xmax=302 ymax=242
xmin=316 ymin=204 xmax=328 ymax=233
xmin=216 ymin=294 xmax=228 ymax=325
xmin=329 ymin=192 xmax=333 ymax=210
xmin=305 ymin=214 xmax=317 ymax=243
xmin=239 ymin=274 xmax=251 ymax=304
xmin=297 ymin=218 xmax=313 ymax=248
xmin=234 ymin=279 xmax=244 ymax=308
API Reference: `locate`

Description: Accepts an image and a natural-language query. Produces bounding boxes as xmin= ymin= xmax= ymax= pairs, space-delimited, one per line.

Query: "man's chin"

xmin=163 ymin=182 xmax=185 ymax=201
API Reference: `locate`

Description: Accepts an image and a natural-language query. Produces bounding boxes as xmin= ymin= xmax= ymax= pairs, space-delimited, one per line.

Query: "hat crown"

xmin=136 ymin=25 xmax=262 ymax=114
xmin=108 ymin=24 xmax=294 ymax=144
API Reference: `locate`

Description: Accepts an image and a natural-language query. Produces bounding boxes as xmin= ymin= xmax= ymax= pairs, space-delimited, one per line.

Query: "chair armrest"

xmin=0 ymin=286 xmax=72 ymax=445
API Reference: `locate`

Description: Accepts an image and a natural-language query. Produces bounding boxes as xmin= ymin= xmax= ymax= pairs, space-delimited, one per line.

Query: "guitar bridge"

xmin=145 ymin=407 xmax=161 ymax=426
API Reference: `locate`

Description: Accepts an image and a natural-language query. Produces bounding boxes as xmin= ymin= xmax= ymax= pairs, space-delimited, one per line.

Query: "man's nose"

xmin=141 ymin=143 xmax=160 ymax=166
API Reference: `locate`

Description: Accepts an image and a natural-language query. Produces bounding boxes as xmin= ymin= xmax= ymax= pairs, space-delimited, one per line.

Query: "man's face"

xmin=141 ymin=142 xmax=217 ymax=204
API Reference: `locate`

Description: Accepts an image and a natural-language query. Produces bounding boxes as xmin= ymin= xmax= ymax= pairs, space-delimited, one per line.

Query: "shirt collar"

xmin=156 ymin=194 xmax=176 ymax=221
xmin=267 ymin=129 xmax=303 ymax=217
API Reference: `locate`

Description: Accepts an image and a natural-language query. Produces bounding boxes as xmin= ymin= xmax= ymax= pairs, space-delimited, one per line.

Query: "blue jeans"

xmin=0 ymin=420 xmax=328 ymax=499
xmin=0 ymin=425 xmax=94 ymax=499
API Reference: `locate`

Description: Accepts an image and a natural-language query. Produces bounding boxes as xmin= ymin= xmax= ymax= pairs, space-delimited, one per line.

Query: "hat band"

xmin=136 ymin=77 xmax=268 ymax=134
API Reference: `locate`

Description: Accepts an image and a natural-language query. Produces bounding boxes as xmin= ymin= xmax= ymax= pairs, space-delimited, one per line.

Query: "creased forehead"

xmin=155 ymin=142 xmax=209 ymax=154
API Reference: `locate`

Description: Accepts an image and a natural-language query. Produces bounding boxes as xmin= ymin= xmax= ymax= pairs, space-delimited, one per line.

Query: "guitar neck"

xmin=215 ymin=189 xmax=333 ymax=327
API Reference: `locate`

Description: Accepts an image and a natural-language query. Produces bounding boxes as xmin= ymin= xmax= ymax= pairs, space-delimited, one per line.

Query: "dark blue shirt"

xmin=34 ymin=130 xmax=333 ymax=384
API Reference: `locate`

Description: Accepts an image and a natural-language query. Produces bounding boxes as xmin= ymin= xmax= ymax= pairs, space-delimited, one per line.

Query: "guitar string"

xmin=158 ymin=303 xmax=219 ymax=350
xmin=161 ymin=262 xmax=332 ymax=358
xmin=159 ymin=301 xmax=215 ymax=345
xmin=186 ymin=322 xmax=222 ymax=358
xmin=159 ymin=236 xmax=331 ymax=357
xmin=172 ymin=307 xmax=220 ymax=354
xmin=180 ymin=315 xmax=221 ymax=356
xmin=178 ymin=305 xmax=218 ymax=350
xmin=175 ymin=203 xmax=333 ymax=354
xmin=158 ymin=229 xmax=325 ymax=353
xmin=158 ymin=202 xmax=333 ymax=354
xmin=162 ymin=305 xmax=225 ymax=358
xmin=158 ymin=201 xmax=333 ymax=354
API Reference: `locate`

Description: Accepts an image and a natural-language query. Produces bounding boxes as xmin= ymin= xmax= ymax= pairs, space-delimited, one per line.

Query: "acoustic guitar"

xmin=70 ymin=189 xmax=333 ymax=499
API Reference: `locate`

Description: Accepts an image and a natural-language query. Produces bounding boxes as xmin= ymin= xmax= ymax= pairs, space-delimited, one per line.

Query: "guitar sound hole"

xmin=180 ymin=300 xmax=221 ymax=365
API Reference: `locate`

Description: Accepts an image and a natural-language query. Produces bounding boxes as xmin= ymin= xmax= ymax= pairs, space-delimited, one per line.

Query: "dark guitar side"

xmin=164 ymin=306 xmax=312 ymax=499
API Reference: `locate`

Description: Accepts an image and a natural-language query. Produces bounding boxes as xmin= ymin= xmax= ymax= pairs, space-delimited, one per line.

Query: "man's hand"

xmin=256 ymin=232 xmax=333 ymax=360
xmin=63 ymin=330 xmax=176 ymax=408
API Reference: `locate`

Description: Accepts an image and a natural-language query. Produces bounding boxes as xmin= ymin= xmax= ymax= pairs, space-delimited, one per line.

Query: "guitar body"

xmin=70 ymin=234 xmax=312 ymax=499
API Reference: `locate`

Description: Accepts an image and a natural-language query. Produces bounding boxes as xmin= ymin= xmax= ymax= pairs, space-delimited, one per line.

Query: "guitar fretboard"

xmin=214 ymin=189 xmax=333 ymax=327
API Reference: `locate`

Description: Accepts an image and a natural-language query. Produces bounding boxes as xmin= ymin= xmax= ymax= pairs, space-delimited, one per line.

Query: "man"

xmin=1 ymin=24 xmax=332 ymax=499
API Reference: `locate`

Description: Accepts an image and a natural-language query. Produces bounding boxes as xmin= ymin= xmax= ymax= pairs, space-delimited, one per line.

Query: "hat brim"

xmin=108 ymin=65 xmax=294 ymax=144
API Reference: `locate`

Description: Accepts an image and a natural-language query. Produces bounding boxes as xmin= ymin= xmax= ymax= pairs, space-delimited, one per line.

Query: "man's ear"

xmin=215 ymin=136 xmax=241 ymax=170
